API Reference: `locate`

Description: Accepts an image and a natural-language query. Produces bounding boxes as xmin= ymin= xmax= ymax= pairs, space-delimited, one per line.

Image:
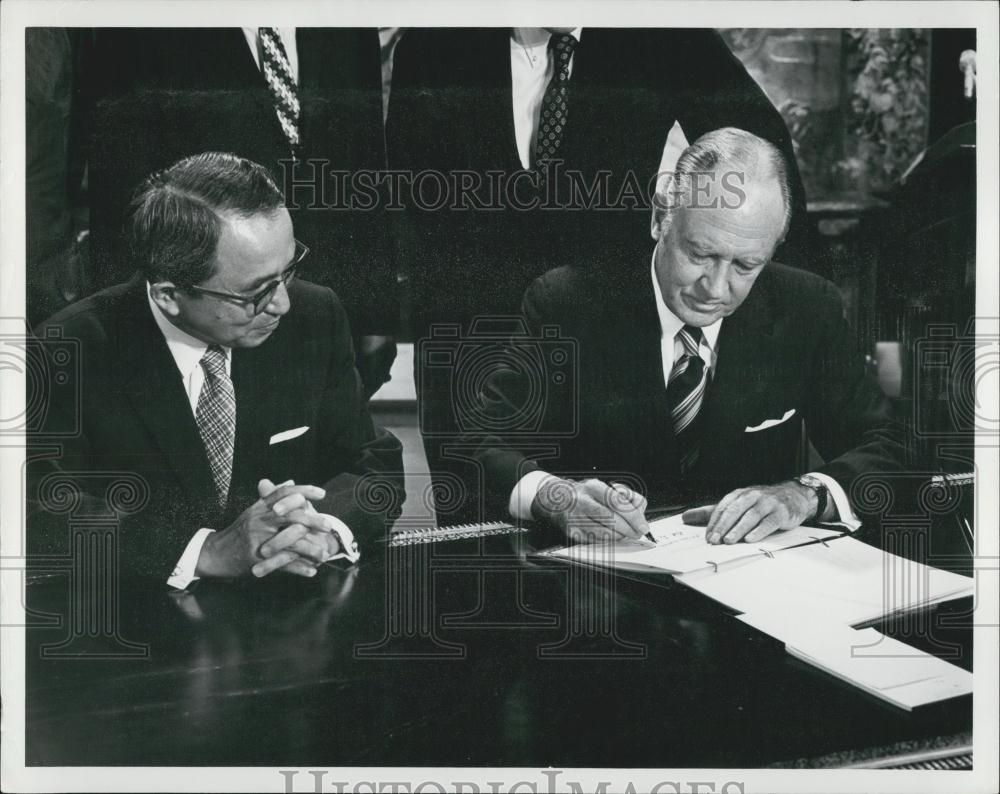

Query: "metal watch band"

xmin=796 ymin=475 xmax=828 ymax=522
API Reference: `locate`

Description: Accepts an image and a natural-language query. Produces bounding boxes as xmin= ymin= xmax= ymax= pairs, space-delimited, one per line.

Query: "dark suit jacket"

xmin=27 ymin=277 xmax=405 ymax=578
xmin=469 ymin=262 xmax=909 ymax=517
xmin=389 ymin=27 xmax=810 ymax=328
xmin=84 ymin=28 xmax=396 ymax=334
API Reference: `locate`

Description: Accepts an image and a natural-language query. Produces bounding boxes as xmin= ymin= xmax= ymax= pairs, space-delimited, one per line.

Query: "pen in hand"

xmin=608 ymin=481 xmax=655 ymax=545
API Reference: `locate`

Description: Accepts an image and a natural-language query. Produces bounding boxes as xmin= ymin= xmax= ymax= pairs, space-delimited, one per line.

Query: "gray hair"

xmin=125 ymin=151 xmax=285 ymax=287
xmin=660 ymin=127 xmax=792 ymax=240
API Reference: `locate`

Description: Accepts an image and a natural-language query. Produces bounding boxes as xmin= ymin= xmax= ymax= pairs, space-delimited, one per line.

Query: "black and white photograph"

xmin=1 ymin=2 xmax=997 ymax=792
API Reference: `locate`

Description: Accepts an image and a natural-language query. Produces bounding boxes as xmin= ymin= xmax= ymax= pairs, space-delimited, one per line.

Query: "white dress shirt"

xmin=508 ymin=28 xmax=694 ymax=198
xmin=147 ymin=287 xmax=232 ymax=427
xmin=650 ymin=256 xmax=723 ymax=384
xmin=241 ymin=27 xmax=299 ymax=84
xmin=510 ymin=28 xmax=582 ymax=169
xmin=146 ymin=290 xmax=358 ymax=589
xmin=508 ymin=262 xmax=860 ymax=529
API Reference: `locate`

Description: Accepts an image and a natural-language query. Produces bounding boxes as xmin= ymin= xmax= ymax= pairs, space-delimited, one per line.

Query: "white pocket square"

xmin=745 ymin=409 xmax=796 ymax=433
xmin=269 ymin=426 xmax=310 ymax=445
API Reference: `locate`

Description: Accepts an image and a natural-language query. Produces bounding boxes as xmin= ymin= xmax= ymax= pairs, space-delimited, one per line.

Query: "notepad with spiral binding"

xmin=387 ymin=521 xmax=528 ymax=547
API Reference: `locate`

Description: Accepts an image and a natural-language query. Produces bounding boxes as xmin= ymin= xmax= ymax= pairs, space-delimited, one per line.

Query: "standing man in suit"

xmin=472 ymin=128 xmax=906 ymax=544
xmin=388 ymin=28 xmax=810 ymax=520
xmin=29 ymin=153 xmax=404 ymax=586
xmin=82 ymin=27 xmax=397 ymax=396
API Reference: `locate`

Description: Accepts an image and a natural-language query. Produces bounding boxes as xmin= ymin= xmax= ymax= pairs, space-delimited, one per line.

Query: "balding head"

xmin=652 ymin=127 xmax=793 ymax=248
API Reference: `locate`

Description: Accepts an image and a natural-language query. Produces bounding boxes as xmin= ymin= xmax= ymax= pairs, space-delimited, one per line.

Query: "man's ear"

xmin=650 ymin=169 xmax=676 ymax=242
xmin=148 ymin=281 xmax=181 ymax=317
xmin=767 ymin=234 xmax=787 ymax=264
xmin=650 ymin=195 xmax=670 ymax=242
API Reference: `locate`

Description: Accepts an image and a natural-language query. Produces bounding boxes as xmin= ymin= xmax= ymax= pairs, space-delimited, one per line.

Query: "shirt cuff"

xmin=806 ymin=471 xmax=862 ymax=531
xmin=167 ymin=528 xmax=216 ymax=590
xmin=508 ymin=470 xmax=554 ymax=521
xmin=319 ymin=514 xmax=361 ymax=564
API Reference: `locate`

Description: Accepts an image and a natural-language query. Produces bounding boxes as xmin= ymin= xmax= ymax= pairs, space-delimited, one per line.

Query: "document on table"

xmin=737 ymin=613 xmax=973 ymax=710
xmin=538 ymin=512 xmax=845 ymax=574
xmin=677 ymin=536 xmax=974 ymax=625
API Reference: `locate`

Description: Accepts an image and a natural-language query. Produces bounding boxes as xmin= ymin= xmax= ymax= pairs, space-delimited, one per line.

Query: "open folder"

xmin=538 ymin=513 xmax=975 ymax=709
xmin=538 ymin=512 xmax=974 ymax=625
xmin=677 ymin=534 xmax=974 ymax=626
xmin=537 ymin=512 xmax=848 ymax=575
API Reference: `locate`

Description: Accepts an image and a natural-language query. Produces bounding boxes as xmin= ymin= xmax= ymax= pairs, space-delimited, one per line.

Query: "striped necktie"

xmin=195 ymin=345 xmax=236 ymax=508
xmin=532 ymin=33 xmax=578 ymax=169
xmin=667 ymin=325 xmax=708 ymax=472
xmin=258 ymin=27 xmax=301 ymax=154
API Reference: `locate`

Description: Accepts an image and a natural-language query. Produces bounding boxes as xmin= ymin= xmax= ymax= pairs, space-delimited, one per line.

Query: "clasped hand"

xmin=196 ymin=479 xmax=343 ymax=579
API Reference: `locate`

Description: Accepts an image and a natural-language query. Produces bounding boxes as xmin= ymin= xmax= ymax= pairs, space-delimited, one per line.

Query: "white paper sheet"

xmin=736 ymin=617 xmax=973 ymax=710
xmin=678 ymin=536 xmax=974 ymax=625
xmin=543 ymin=512 xmax=845 ymax=574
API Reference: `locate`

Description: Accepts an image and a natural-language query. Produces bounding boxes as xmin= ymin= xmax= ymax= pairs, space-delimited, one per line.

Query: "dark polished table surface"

xmin=24 ymin=532 xmax=973 ymax=768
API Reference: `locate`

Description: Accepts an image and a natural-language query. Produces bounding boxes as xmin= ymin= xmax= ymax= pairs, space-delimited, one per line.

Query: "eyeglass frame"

xmin=184 ymin=240 xmax=309 ymax=315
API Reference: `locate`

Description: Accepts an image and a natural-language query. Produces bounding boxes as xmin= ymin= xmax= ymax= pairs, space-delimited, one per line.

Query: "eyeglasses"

xmin=186 ymin=240 xmax=309 ymax=315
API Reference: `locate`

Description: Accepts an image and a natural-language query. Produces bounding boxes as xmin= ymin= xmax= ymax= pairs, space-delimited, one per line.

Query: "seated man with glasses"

xmin=28 ymin=151 xmax=405 ymax=587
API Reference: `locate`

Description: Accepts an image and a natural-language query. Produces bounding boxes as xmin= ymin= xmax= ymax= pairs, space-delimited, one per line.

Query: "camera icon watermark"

xmin=912 ymin=318 xmax=999 ymax=438
xmin=0 ymin=321 xmax=80 ymax=438
xmin=418 ymin=317 xmax=578 ymax=438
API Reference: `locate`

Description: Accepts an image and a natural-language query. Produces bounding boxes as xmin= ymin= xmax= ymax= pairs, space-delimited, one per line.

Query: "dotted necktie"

xmin=532 ymin=33 xmax=578 ymax=169
xmin=667 ymin=325 xmax=708 ymax=472
xmin=196 ymin=345 xmax=236 ymax=508
xmin=258 ymin=27 xmax=301 ymax=154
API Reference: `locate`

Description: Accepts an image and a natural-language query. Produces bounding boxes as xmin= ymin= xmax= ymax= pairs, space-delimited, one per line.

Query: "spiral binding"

xmin=388 ymin=521 xmax=526 ymax=547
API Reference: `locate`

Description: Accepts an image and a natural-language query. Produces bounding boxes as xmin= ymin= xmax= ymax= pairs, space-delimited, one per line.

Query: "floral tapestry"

xmin=721 ymin=28 xmax=930 ymax=198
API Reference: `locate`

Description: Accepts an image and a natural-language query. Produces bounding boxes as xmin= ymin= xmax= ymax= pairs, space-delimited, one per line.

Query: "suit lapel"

xmin=563 ymin=28 xmax=592 ymax=156
xmin=633 ymin=291 xmax=675 ymax=437
xmin=697 ymin=270 xmax=780 ymax=472
xmin=497 ymin=30 xmax=521 ymax=169
xmin=116 ymin=278 xmax=216 ymax=502
xmin=604 ymin=277 xmax=680 ymax=470
xmin=298 ymin=28 xmax=381 ymax=93
xmin=453 ymin=28 xmax=528 ymax=170
xmin=560 ymin=30 xmax=610 ymax=172
xmin=218 ymin=28 xmax=269 ymax=90
xmin=229 ymin=343 xmax=271 ymax=503
xmin=227 ymin=320 xmax=301 ymax=513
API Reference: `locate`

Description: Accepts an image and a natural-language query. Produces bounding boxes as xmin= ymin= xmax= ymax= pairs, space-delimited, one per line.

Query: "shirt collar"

xmin=650 ymin=253 xmax=722 ymax=352
xmin=146 ymin=284 xmax=230 ymax=379
xmin=511 ymin=27 xmax=582 ymax=50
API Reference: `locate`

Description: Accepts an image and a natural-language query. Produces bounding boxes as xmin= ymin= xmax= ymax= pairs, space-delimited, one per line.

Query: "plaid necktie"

xmin=532 ymin=33 xmax=577 ymax=169
xmin=667 ymin=325 xmax=708 ymax=472
xmin=196 ymin=345 xmax=236 ymax=508
xmin=258 ymin=27 xmax=301 ymax=153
